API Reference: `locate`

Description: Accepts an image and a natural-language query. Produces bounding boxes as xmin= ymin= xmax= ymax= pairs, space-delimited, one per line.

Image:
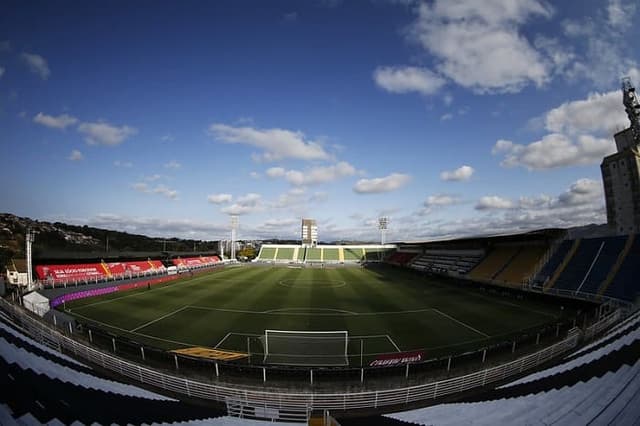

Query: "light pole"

xmin=231 ymin=215 xmax=239 ymax=260
xmin=378 ymin=217 xmax=389 ymax=245
xmin=26 ymin=228 xmax=37 ymax=290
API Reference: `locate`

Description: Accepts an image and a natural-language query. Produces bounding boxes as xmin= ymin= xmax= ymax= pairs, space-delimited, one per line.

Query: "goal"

xmin=262 ymin=330 xmax=348 ymax=366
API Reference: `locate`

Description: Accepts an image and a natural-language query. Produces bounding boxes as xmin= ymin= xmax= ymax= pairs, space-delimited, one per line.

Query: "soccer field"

xmin=63 ymin=265 xmax=566 ymax=364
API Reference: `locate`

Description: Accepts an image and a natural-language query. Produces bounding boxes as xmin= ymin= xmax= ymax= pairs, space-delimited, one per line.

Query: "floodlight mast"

xmin=230 ymin=215 xmax=239 ymax=260
xmin=622 ymin=77 xmax=640 ymax=143
xmin=378 ymin=217 xmax=389 ymax=245
xmin=26 ymin=228 xmax=37 ymax=289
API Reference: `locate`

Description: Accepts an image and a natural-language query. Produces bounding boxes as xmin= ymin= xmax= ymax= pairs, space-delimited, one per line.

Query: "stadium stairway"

xmin=100 ymin=260 xmax=113 ymax=278
xmin=543 ymin=239 xmax=581 ymax=291
xmin=384 ymin=310 xmax=640 ymax=425
xmin=0 ymin=311 xmax=225 ymax=425
xmin=598 ymin=234 xmax=637 ymax=298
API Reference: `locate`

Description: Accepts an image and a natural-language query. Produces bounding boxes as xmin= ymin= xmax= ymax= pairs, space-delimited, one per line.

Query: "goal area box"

xmin=262 ymin=330 xmax=348 ymax=366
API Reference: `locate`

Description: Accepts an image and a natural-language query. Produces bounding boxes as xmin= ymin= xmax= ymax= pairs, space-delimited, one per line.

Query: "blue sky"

xmin=1 ymin=0 xmax=639 ymax=242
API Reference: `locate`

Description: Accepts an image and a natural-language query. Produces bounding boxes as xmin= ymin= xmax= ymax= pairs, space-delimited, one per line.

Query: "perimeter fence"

xmin=1 ymin=297 xmax=621 ymax=418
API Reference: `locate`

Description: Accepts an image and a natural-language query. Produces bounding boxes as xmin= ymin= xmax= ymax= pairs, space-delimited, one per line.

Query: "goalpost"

xmin=262 ymin=330 xmax=349 ymax=366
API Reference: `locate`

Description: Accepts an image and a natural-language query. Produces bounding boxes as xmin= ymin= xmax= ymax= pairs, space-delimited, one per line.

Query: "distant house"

xmin=6 ymin=259 xmax=28 ymax=286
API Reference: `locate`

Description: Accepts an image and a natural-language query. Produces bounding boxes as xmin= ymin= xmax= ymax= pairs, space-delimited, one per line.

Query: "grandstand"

xmin=255 ymin=244 xmax=393 ymax=264
xmin=409 ymin=249 xmax=484 ymax=275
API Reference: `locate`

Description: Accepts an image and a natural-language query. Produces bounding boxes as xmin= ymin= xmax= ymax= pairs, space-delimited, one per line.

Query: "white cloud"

xmin=21 ymin=52 xmax=50 ymax=80
xmin=207 ymin=193 xmax=233 ymax=204
xmin=268 ymin=162 xmax=358 ymax=186
xmin=283 ymin=12 xmax=298 ymax=22
xmin=353 ymin=173 xmax=411 ymax=194
xmin=209 ymin=123 xmax=331 ymax=162
xmin=440 ymin=113 xmax=453 ymax=121
xmin=425 ymin=194 xmax=459 ymax=207
xmin=310 ymin=191 xmax=329 ymax=203
xmin=607 ymin=0 xmax=636 ymax=30
xmin=494 ymin=90 xmax=623 ymax=170
xmin=494 ymin=134 xmax=615 ymax=170
xmin=557 ymin=178 xmax=602 ymax=207
xmin=114 ymin=160 xmax=133 ymax=168
xmin=77 ymin=121 xmax=137 ymax=146
xmin=408 ymin=0 xmax=553 ymax=93
xmin=33 ymin=112 xmax=78 ymax=129
xmin=153 ymin=185 xmax=178 ymax=200
xmin=221 ymin=193 xmax=263 ymax=215
xmin=161 ymin=134 xmax=175 ymax=142
xmin=440 ymin=165 xmax=474 ymax=181
xmin=131 ymin=182 xmax=178 ymax=200
xmin=77 ymin=213 xmax=228 ymax=240
xmin=144 ymin=174 xmax=162 ymax=182
xmin=266 ymin=167 xmax=286 ymax=178
xmin=544 ymin=91 xmax=628 ymax=135
xmin=132 ymin=182 xmax=149 ymax=193
xmin=373 ymin=66 xmax=446 ymax=96
xmin=476 ymin=195 xmax=514 ymax=210
xmin=249 ymin=171 xmax=261 ymax=179
xmin=164 ymin=160 xmax=181 ymax=169
xmin=443 ymin=93 xmax=453 ymax=106
xmin=68 ymin=150 xmax=83 ymax=161
xmin=561 ymin=1 xmax=638 ymax=88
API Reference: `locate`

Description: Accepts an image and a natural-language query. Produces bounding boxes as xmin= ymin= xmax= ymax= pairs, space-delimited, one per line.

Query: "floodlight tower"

xmin=26 ymin=228 xmax=37 ymax=289
xmin=622 ymin=77 xmax=640 ymax=143
xmin=230 ymin=215 xmax=239 ymax=260
xmin=378 ymin=217 xmax=389 ymax=245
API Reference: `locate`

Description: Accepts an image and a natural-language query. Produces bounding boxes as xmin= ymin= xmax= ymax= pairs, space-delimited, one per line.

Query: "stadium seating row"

xmin=0 ymin=311 xmax=228 ymax=425
xmin=171 ymin=256 xmax=221 ymax=269
xmin=36 ymin=260 xmax=166 ymax=283
xmin=534 ymin=235 xmax=639 ymax=302
xmin=409 ymin=249 xmax=484 ymax=274
xmin=386 ymin=234 xmax=639 ymax=303
xmin=387 ymin=310 xmax=640 ymax=425
xmin=256 ymin=245 xmax=390 ymax=263
xmin=36 ymin=256 xmax=221 ymax=286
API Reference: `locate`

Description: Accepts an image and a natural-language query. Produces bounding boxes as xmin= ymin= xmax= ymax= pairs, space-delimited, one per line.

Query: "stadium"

xmin=2 ymin=2 xmax=640 ymax=425
xmin=3 ymin=205 xmax=640 ymax=423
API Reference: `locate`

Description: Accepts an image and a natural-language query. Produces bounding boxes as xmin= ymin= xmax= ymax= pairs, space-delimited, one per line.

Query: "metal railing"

xmin=0 ymin=297 xmax=598 ymax=415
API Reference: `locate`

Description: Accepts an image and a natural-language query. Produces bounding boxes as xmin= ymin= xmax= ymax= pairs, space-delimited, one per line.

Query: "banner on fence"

xmin=369 ymin=350 xmax=424 ymax=367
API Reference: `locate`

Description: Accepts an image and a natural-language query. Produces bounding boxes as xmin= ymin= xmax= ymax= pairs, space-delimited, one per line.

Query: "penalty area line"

xmin=129 ymin=305 xmax=190 ymax=332
xmin=386 ymin=335 xmax=401 ymax=352
xmin=70 ymin=311 xmax=195 ymax=347
xmin=214 ymin=332 xmax=232 ymax=349
xmin=431 ymin=308 xmax=490 ymax=338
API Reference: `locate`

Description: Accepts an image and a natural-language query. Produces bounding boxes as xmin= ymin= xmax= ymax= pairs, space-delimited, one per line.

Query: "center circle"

xmin=278 ymin=279 xmax=346 ymax=288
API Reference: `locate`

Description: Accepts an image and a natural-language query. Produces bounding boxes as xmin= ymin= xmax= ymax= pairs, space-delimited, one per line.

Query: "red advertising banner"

xmin=369 ymin=350 xmax=424 ymax=367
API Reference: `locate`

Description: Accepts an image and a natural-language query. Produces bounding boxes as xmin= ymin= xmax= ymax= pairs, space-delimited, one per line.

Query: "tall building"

xmin=301 ymin=219 xmax=317 ymax=247
xmin=601 ymin=78 xmax=640 ymax=235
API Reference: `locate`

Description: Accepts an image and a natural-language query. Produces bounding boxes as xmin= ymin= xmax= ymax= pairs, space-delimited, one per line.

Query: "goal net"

xmin=262 ymin=330 xmax=348 ymax=366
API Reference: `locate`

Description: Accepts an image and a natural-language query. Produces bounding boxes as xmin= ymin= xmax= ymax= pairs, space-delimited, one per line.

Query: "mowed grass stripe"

xmin=62 ymin=265 xmax=567 ymax=357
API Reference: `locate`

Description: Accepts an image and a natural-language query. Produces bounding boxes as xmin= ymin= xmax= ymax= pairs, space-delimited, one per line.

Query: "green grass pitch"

xmin=64 ymin=265 xmax=565 ymax=363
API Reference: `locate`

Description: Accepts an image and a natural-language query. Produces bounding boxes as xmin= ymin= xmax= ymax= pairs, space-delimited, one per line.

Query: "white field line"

xmin=70 ymin=311 xmax=195 ymax=347
xmin=129 ymin=305 xmax=190 ymax=332
xmin=70 ymin=274 xmax=212 ymax=310
xmin=262 ymin=308 xmax=358 ymax=315
xmin=214 ymin=332 xmax=232 ymax=349
xmin=189 ymin=305 xmax=436 ymax=316
xmin=462 ymin=288 xmax=559 ymax=319
xmin=431 ymin=308 xmax=490 ymax=338
xmin=386 ymin=335 xmax=401 ymax=352
xmin=483 ymin=297 xmax=558 ymax=319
